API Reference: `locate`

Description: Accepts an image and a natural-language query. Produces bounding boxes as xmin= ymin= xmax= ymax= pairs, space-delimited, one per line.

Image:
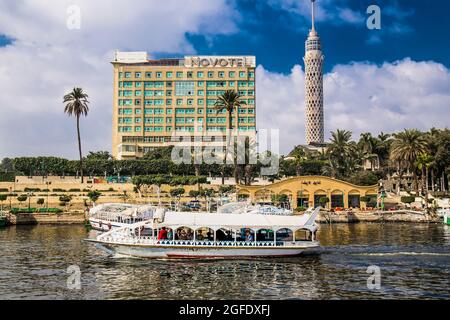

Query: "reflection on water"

xmin=0 ymin=223 xmax=449 ymax=300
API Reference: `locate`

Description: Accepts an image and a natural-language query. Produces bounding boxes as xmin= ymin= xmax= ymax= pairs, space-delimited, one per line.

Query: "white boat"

xmin=88 ymin=203 xmax=156 ymax=231
xmin=86 ymin=206 xmax=321 ymax=259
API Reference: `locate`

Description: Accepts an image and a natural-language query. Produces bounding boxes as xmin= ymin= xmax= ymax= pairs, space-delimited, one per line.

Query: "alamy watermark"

xmin=67 ymin=265 xmax=81 ymax=290
xmin=366 ymin=265 xmax=381 ymax=290
xmin=66 ymin=5 xmax=81 ymax=30
xmin=170 ymin=128 xmax=280 ymax=176
xmin=367 ymin=5 xmax=381 ymax=30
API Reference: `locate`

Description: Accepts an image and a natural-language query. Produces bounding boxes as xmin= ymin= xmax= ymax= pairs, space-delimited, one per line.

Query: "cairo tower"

xmin=304 ymin=0 xmax=324 ymax=145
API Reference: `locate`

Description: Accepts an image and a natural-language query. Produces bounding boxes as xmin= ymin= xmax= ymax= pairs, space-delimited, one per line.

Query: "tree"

xmin=17 ymin=195 xmax=27 ymax=208
xmin=37 ymin=198 xmax=45 ymax=207
xmin=189 ymin=190 xmax=200 ymax=200
xmin=200 ymin=188 xmax=216 ymax=212
xmin=417 ymin=153 xmax=433 ymax=208
xmin=390 ymin=129 xmax=427 ymax=195
xmin=86 ymin=151 xmax=112 ymax=161
xmin=318 ymin=196 xmax=329 ymax=208
xmin=63 ymin=87 xmax=90 ymax=183
xmin=169 ymin=188 xmax=185 ymax=211
xmin=0 ymin=194 xmax=7 ymax=211
xmin=87 ymin=190 xmax=101 ymax=205
xmin=214 ymin=90 xmax=247 ymax=184
xmin=327 ymin=130 xmax=359 ymax=178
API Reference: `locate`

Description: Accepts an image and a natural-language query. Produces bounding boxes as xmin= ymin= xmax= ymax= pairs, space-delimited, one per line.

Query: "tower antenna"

xmin=311 ymin=0 xmax=316 ymax=31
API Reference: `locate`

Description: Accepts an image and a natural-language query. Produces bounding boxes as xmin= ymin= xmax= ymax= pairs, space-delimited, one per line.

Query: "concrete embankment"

xmin=315 ymin=210 xmax=440 ymax=224
xmin=4 ymin=211 xmax=86 ymax=225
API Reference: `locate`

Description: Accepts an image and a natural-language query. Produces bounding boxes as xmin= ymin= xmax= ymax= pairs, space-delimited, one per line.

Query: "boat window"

xmin=175 ymin=227 xmax=194 ymax=241
xmin=276 ymin=228 xmax=293 ymax=242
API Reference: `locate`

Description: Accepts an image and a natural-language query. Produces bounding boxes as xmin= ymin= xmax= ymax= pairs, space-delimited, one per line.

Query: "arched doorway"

xmin=331 ymin=190 xmax=344 ymax=208
xmin=314 ymin=190 xmax=327 ymax=208
xmin=348 ymin=190 xmax=361 ymax=208
xmin=297 ymin=190 xmax=310 ymax=208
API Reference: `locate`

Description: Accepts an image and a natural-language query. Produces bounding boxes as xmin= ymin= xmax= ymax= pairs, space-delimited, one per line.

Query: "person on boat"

xmin=245 ymin=229 xmax=254 ymax=242
xmin=157 ymin=227 xmax=168 ymax=240
xmin=167 ymin=228 xmax=173 ymax=240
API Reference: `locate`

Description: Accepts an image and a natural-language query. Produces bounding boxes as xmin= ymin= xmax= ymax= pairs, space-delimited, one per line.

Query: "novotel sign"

xmin=185 ymin=56 xmax=256 ymax=68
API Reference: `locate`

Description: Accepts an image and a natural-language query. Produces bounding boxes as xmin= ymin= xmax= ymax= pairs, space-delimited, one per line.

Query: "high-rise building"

xmin=304 ymin=0 xmax=324 ymax=145
xmin=111 ymin=52 xmax=256 ymax=159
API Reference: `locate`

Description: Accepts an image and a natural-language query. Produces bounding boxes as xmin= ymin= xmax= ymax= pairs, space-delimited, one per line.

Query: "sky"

xmin=0 ymin=0 xmax=449 ymax=159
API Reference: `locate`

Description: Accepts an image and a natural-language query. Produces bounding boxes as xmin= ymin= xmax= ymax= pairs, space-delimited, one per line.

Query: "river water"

xmin=0 ymin=223 xmax=449 ymax=300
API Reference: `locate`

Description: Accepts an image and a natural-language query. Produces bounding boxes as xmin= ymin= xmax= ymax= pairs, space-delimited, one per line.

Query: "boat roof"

xmin=159 ymin=211 xmax=312 ymax=231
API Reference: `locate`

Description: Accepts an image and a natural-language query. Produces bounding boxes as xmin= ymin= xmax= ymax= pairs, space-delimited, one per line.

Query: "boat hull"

xmin=91 ymin=241 xmax=317 ymax=259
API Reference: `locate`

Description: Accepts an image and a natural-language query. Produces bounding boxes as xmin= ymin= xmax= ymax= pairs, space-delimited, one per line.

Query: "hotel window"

xmin=166 ymin=109 xmax=173 ymax=115
xmin=248 ymin=108 xmax=255 ymax=114
xmin=135 ymin=99 xmax=141 ymax=106
xmin=144 ymin=82 xmax=154 ymax=88
xmin=198 ymin=90 xmax=204 ymax=96
xmin=208 ymin=71 xmax=214 ymax=78
xmin=135 ymin=109 xmax=142 ymax=115
xmin=135 ymin=72 xmax=141 ymax=78
xmin=197 ymin=108 xmax=204 ymax=114
xmin=166 ymin=71 xmax=173 ymax=78
xmin=207 ymin=99 xmax=216 ymax=106
xmin=187 ymin=99 xmax=193 ymax=106
xmin=123 ymin=90 xmax=133 ymax=97
xmin=156 ymin=72 xmax=162 ymax=78
xmin=166 ymin=117 xmax=172 ymax=123
xmin=176 ymin=99 xmax=183 ymax=106
xmin=166 ymin=81 xmax=172 ymax=88
xmin=145 ymin=118 xmax=153 ymax=124
xmin=229 ymin=81 xmax=235 ymax=87
xmin=238 ymin=81 xmax=247 ymax=87
xmin=135 ymin=90 xmax=142 ymax=96
xmin=155 ymin=82 xmax=164 ymax=88
xmin=175 ymin=81 xmax=195 ymax=96
xmin=144 ymin=91 xmax=154 ymax=97
xmin=239 ymin=71 xmax=246 ymax=78
xmin=166 ymin=127 xmax=172 ymax=132
xmin=229 ymin=71 xmax=235 ymax=78
xmin=197 ymin=81 xmax=204 ymax=87
xmin=198 ymin=98 xmax=204 ymax=105
xmin=238 ymin=108 xmax=246 ymax=114
xmin=119 ymin=72 xmax=123 ymax=79
xmin=176 ymin=71 xmax=183 ymax=78
xmin=197 ymin=71 xmax=204 ymax=78
xmin=166 ymin=99 xmax=172 ymax=105
xmin=248 ymin=90 xmax=254 ymax=96
xmin=154 ymin=90 xmax=164 ymax=96
xmin=135 ymin=118 xmax=142 ymax=123
xmin=135 ymin=82 xmax=142 ymax=88
xmin=144 ymin=108 xmax=153 ymax=115
xmin=248 ymin=81 xmax=255 ymax=87
xmin=166 ymin=90 xmax=172 ymax=96
xmin=154 ymin=100 xmax=164 ymax=106
xmin=123 ymin=99 xmax=133 ymax=106
xmin=249 ymin=71 xmax=255 ymax=78
xmin=248 ymin=99 xmax=255 ymax=105
xmin=238 ymin=90 xmax=246 ymax=96
xmin=123 ymin=81 xmax=133 ymax=88
xmin=125 ymin=72 xmax=131 ymax=78
xmin=144 ymin=100 xmax=153 ymax=106
xmin=218 ymin=71 xmax=225 ymax=78
xmin=187 ymin=71 xmax=193 ymax=78
xmin=145 ymin=72 xmax=152 ymax=78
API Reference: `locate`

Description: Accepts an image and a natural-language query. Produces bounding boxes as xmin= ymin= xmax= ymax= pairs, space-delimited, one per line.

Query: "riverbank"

xmin=316 ymin=210 xmax=440 ymax=224
xmin=3 ymin=211 xmax=85 ymax=225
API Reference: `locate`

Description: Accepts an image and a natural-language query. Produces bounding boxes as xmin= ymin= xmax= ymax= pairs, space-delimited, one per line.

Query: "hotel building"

xmin=112 ymin=52 xmax=256 ymax=159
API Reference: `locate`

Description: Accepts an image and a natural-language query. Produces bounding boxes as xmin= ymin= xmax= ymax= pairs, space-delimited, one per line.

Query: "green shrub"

xmin=295 ymin=206 xmax=306 ymax=212
xmin=87 ymin=190 xmax=101 ymax=203
xmin=37 ymin=198 xmax=45 ymax=205
xmin=24 ymin=187 xmax=41 ymax=192
xmin=401 ymin=196 xmax=416 ymax=204
xmin=68 ymin=188 xmax=81 ymax=192
xmin=17 ymin=195 xmax=27 ymax=202
xmin=0 ymin=188 xmax=9 ymax=193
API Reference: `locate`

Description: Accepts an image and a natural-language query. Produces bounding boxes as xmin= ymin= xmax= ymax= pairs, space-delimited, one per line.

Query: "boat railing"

xmin=99 ymin=235 xmax=315 ymax=247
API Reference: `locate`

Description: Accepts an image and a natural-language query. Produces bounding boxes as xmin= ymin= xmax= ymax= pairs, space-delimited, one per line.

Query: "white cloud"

xmin=0 ymin=0 xmax=237 ymax=159
xmin=256 ymin=58 xmax=450 ymax=155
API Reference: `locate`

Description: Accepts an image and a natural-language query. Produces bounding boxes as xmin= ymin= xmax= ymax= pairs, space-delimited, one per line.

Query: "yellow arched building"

xmin=237 ymin=176 xmax=378 ymax=209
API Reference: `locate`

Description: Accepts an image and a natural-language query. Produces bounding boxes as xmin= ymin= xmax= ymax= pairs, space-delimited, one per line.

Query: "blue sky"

xmin=179 ymin=0 xmax=450 ymax=73
xmin=0 ymin=0 xmax=449 ymax=158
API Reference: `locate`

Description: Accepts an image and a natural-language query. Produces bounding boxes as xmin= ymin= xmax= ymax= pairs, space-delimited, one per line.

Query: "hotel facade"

xmin=112 ymin=52 xmax=256 ymax=159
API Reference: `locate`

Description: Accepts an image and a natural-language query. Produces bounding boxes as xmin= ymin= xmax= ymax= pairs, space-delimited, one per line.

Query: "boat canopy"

xmin=158 ymin=211 xmax=316 ymax=232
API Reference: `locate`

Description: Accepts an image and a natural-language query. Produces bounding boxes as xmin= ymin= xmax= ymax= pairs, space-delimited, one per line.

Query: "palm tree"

xmin=417 ymin=153 xmax=434 ymax=209
xmin=63 ymin=87 xmax=89 ymax=183
xmin=327 ymin=129 xmax=357 ymax=178
xmin=358 ymin=132 xmax=378 ymax=171
xmin=290 ymin=147 xmax=309 ymax=176
xmin=390 ymin=129 xmax=427 ymax=195
xmin=214 ymin=90 xmax=246 ymax=184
